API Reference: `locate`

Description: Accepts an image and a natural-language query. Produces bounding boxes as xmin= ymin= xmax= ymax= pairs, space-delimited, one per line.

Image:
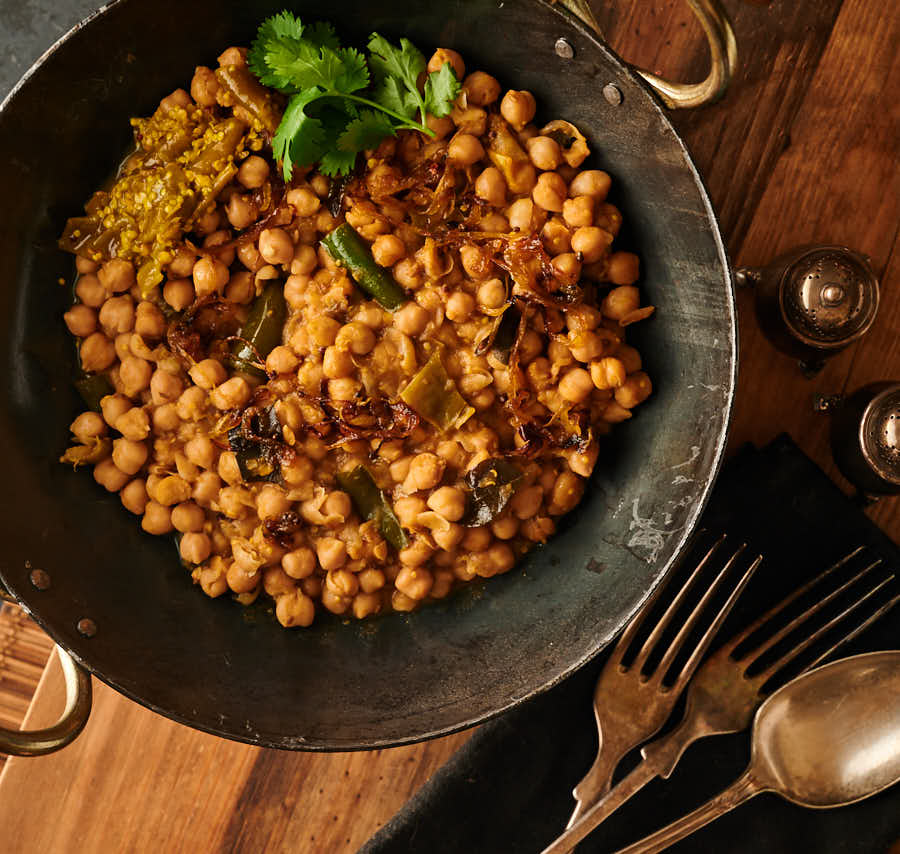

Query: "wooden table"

xmin=1 ymin=0 xmax=899 ymax=850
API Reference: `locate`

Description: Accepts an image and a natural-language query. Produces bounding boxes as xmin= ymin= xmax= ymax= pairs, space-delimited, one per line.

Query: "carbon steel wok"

xmin=0 ymin=0 xmax=736 ymax=751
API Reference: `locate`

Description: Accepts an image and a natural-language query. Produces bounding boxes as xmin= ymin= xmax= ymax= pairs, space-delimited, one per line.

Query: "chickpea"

xmin=152 ymin=403 xmax=180 ymax=432
xmin=153 ymin=475 xmax=192 ymax=506
xmin=286 ymin=187 xmax=320 ymax=218
xmin=99 ymin=393 xmax=129 ymax=429
xmin=119 ymin=356 xmax=152 ymax=398
xmin=182 ymin=437 xmax=215 ymax=473
xmin=551 ymin=252 xmax=582 ymax=284
xmin=226 ymin=563 xmax=260 ymax=595
xmin=141 ymin=500 xmax=173 ymax=535
xmin=393 ymin=302 xmax=429 ymax=336
xmin=615 ymin=371 xmax=653 ymax=409
xmin=459 ymin=244 xmax=493 ymax=280
xmin=425 ymin=113 xmax=455 ymax=139
xmin=94 ymin=457 xmax=129 ymax=492
xmin=427 ymin=48 xmax=465 ymax=79
xmin=79 ymin=332 xmax=116 ymax=372
xmin=569 ymin=169 xmax=611 ymax=200
xmin=256 ymin=484 xmax=291 ymax=521
xmin=75 ymin=273 xmax=105 ymax=308
xmin=424 ymin=486 xmax=465 ymax=522
xmin=171 ymin=501 xmax=206 ymax=533
xmin=527 ymin=357 xmax=553 ymax=390
xmin=532 ymin=172 xmax=568 ymax=212
xmin=459 ymin=527 xmax=490 ymax=553
xmin=602 ymin=285 xmax=641 ymax=320
xmin=326 ymin=568 xmax=359 ymax=599
xmin=395 ymin=566 xmax=434 ymax=600
xmin=500 ymin=89 xmax=536 ymax=130
xmin=327 ymin=377 xmax=361 ymax=401
xmin=602 ymin=400 xmax=632 ymax=423
xmin=480 ymin=542 xmax=515 ymax=576
xmin=607 ymin=252 xmax=641 ymax=286
xmin=75 ymin=257 xmax=99 ymax=274
xmin=134 ymin=301 xmax=166 ymax=339
xmin=192 ymin=257 xmax=229 ymax=298
xmin=590 ymin=357 xmax=627 ymax=390
xmin=336 ymin=321 xmax=376 ymax=355
xmin=321 ymin=587 xmax=350 ymax=615
xmin=571 ymin=226 xmax=613 ymax=264
xmin=559 ymin=367 xmax=594 ymax=403
xmin=210 ymin=376 xmax=251 ymax=410
xmin=491 ymin=515 xmax=519 ymax=540
xmin=404 ymin=453 xmax=445 ymax=493
xmin=193 ymin=472 xmax=221 ymax=506
xmin=120 ymin=479 xmax=148 ymax=515
xmin=163 ymin=278 xmax=195 ymax=310
xmin=266 ymin=346 xmax=299 ymax=375
xmin=114 ymin=332 xmax=133 ymax=363
xmin=308 ymin=315 xmax=341 ymax=348
xmin=542 ymin=219 xmax=571 ymax=255
xmin=281 ymin=547 xmax=316 ymax=580
xmin=526 ymin=136 xmax=563 ymax=171
xmin=366 ymin=234 xmax=405 ymax=270
xmin=186 ymin=359 xmax=224 ymax=390
xmin=258 ymin=228 xmax=294 ymax=266
xmin=393 ymin=496 xmax=426 ymax=529
xmin=448 ymin=133 xmax=485 ymax=166
xmin=392 ymin=257 xmax=424 ymax=290
xmin=150 ymin=368 xmax=184 ymax=406
xmin=190 ymin=66 xmax=220 ymax=106
xmin=225 ymin=194 xmax=258 ymax=229
xmin=511 ymin=484 xmax=543 ymax=520
xmin=262 ymin=567 xmax=295 ymax=598
xmin=98 ymin=258 xmax=135 ymax=294
xmin=115 ymin=406 xmax=150 ymax=441
xmin=522 ymin=516 xmax=556 ymax=542
xmin=474 ymin=278 xmax=505 ymax=312
xmin=193 ymin=207 xmax=220 ymax=236
xmin=175 ymin=386 xmax=208 ymax=422
xmin=548 ymin=470 xmax=585 ymax=515
xmin=562 ymin=195 xmax=595 ymax=229
xmin=446 ymin=292 xmax=476 ymax=323
xmin=234 ymin=154 xmax=269 ymax=189
xmin=463 ymin=71 xmax=501 ymax=106
xmin=70 ymin=411 xmax=107 ymax=443
xmin=316 ymin=537 xmax=347 ymax=571
xmin=351 ymin=591 xmax=381 ymax=619
xmin=475 ymin=167 xmax=507 ymax=207
xmin=64 ymin=304 xmax=97 ymax=337
xmin=276 ymin=591 xmax=316 ymax=627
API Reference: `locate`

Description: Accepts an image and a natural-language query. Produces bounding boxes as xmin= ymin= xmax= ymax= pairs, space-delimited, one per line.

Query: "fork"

xmin=567 ymin=535 xmax=762 ymax=827
xmin=542 ymin=545 xmax=898 ymax=854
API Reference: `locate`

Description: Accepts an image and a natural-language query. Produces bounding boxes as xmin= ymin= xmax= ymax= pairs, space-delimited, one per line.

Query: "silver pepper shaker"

xmin=816 ymin=382 xmax=900 ymax=499
xmin=737 ymin=245 xmax=879 ymax=375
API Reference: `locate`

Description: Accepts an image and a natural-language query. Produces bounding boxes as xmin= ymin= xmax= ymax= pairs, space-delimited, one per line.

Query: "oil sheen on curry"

xmin=58 ymin=17 xmax=654 ymax=628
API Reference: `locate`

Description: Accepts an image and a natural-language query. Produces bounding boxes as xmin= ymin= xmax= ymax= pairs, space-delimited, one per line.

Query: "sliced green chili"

xmin=75 ymin=373 xmax=114 ymax=412
xmin=228 ymin=281 xmax=287 ymax=378
xmin=461 ymin=458 xmax=524 ymax=527
xmin=321 ymin=224 xmax=408 ymax=310
xmin=400 ymin=351 xmax=474 ymax=432
xmin=337 ymin=465 xmax=408 ymax=551
xmin=60 ymin=438 xmax=112 ymax=468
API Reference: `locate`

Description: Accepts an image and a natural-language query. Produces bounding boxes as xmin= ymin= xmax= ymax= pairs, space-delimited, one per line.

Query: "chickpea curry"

xmin=59 ymin=17 xmax=654 ymax=628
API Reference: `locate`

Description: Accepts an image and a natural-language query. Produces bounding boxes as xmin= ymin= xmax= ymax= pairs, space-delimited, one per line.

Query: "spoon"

xmin=614 ymin=650 xmax=900 ymax=854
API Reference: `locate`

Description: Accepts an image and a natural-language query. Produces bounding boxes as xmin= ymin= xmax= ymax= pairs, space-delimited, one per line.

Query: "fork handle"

xmin=544 ymin=761 xmax=661 ymax=854
xmin=612 ymin=771 xmax=764 ymax=854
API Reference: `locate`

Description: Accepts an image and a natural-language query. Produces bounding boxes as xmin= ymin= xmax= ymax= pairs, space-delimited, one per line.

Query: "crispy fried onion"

xmin=263 ymin=510 xmax=302 ymax=548
xmin=167 ymin=296 xmax=242 ymax=365
xmin=496 ymin=233 xmax=582 ymax=307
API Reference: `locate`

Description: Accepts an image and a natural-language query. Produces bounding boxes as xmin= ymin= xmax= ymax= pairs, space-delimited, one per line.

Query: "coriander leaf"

xmin=305 ymin=20 xmax=340 ymax=49
xmin=371 ymin=75 xmax=420 ymax=121
xmin=273 ymin=92 xmax=327 ymax=180
xmin=319 ymin=148 xmax=359 ymax=177
xmin=255 ymin=10 xmax=304 ymax=45
xmin=367 ymin=33 xmax=426 ymax=89
xmin=423 ymin=63 xmax=461 ymax=118
xmin=338 ymin=109 xmax=397 ymax=153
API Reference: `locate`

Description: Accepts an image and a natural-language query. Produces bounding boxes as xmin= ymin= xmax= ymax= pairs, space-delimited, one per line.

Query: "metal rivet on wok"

xmin=29 ymin=569 xmax=51 ymax=590
xmin=77 ymin=618 xmax=97 ymax=638
xmin=555 ymin=38 xmax=575 ymax=59
xmin=603 ymin=83 xmax=623 ymax=106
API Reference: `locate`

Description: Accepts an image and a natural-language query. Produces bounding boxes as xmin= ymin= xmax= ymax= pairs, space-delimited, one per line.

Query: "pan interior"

xmin=0 ymin=0 xmax=734 ymax=748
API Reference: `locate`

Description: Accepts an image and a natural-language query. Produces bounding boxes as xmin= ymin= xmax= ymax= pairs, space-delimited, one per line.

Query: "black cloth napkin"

xmin=361 ymin=436 xmax=900 ymax=854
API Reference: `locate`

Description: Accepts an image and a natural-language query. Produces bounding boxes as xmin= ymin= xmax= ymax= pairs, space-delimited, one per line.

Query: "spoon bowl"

xmin=754 ymin=650 xmax=900 ymax=807
xmin=617 ymin=650 xmax=900 ymax=853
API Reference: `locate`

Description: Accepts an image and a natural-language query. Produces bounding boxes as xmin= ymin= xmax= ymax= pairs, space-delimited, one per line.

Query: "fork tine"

xmin=629 ymin=535 xmax=732 ymax=672
xmin=753 ymin=574 xmax=895 ymax=685
xmin=801 ymin=591 xmax=900 ymax=674
xmin=666 ymin=555 xmax=763 ymax=689
xmin=718 ymin=546 xmax=868 ymax=655
xmin=741 ymin=559 xmax=883 ymax=665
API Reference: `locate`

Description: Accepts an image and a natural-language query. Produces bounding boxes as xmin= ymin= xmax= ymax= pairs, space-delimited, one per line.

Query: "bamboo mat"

xmin=0 ymin=603 xmax=54 ymax=766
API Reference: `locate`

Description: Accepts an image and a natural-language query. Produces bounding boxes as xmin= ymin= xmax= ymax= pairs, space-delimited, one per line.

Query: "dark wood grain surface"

xmin=1 ymin=0 xmax=898 ymax=849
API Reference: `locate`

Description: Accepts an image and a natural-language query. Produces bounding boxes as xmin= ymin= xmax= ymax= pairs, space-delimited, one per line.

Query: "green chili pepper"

xmin=337 ymin=465 xmax=408 ymax=551
xmin=400 ymin=351 xmax=474 ymax=432
xmin=228 ymin=281 xmax=287 ymax=378
xmin=74 ymin=373 xmax=114 ymax=412
xmin=461 ymin=458 xmax=524 ymax=527
xmin=60 ymin=438 xmax=112 ymax=468
xmin=321 ymin=224 xmax=408 ymax=310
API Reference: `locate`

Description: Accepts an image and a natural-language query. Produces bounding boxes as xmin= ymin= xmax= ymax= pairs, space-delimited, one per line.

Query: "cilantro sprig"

xmin=248 ymin=12 xmax=462 ymax=178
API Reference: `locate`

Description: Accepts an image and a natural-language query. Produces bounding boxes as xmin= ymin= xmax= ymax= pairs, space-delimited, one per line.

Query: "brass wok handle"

xmin=0 ymin=588 xmax=92 ymax=756
xmin=558 ymin=0 xmax=738 ymax=109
